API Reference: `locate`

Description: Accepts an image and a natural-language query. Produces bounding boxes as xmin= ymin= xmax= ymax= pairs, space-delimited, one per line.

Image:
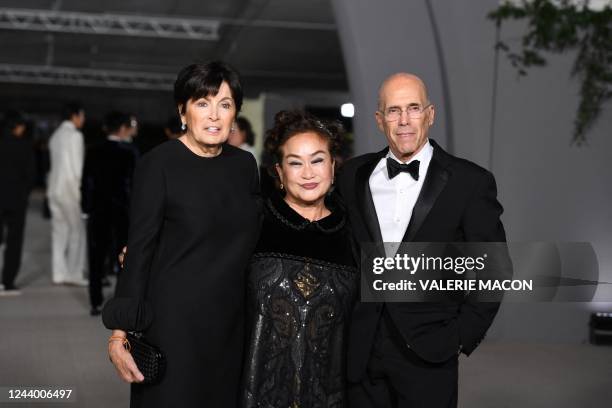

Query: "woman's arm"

xmin=102 ymin=152 xmax=165 ymax=331
xmin=102 ymin=152 xmax=166 ymax=382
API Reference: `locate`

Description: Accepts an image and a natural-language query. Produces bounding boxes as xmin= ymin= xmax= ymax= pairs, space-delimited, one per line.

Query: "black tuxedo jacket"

xmin=336 ymin=139 xmax=508 ymax=381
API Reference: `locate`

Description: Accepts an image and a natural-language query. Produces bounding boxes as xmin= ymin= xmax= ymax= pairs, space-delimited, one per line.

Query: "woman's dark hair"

xmin=264 ymin=110 xmax=344 ymax=176
xmin=174 ymin=61 xmax=243 ymax=115
xmin=235 ymin=116 xmax=255 ymax=146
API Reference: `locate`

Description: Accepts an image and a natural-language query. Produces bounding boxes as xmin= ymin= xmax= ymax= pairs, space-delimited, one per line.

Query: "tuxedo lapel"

xmin=402 ymin=140 xmax=451 ymax=242
xmin=354 ymin=149 xmax=387 ymax=244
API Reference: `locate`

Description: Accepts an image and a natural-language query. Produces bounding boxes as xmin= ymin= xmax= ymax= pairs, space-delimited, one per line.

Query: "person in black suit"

xmin=336 ymin=73 xmax=508 ymax=407
xmin=82 ymin=111 xmax=139 ymax=315
xmin=0 ymin=111 xmax=35 ymax=294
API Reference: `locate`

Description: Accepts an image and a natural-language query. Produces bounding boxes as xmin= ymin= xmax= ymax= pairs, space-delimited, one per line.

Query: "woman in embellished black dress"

xmin=242 ymin=110 xmax=358 ymax=407
xmin=102 ymin=62 xmax=261 ymax=407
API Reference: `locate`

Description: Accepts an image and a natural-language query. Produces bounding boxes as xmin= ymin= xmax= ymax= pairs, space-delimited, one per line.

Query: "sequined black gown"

xmin=242 ymin=193 xmax=358 ymax=408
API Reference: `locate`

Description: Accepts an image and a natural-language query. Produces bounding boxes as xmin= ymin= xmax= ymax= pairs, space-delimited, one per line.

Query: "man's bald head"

xmin=375 ymin=72 xmax=435 ymax=162
xmin=378 ymin=73 xmax=429 ymax=111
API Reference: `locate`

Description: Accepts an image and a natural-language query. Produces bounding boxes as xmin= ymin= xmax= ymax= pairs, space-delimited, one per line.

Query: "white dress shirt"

xmin=369 ymin=140 xmax=434 ymax=254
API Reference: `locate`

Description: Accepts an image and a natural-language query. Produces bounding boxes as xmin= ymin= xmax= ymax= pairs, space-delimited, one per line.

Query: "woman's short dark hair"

xmin=235 ymin=116 xmax=255 ymax=146
xmin=174 ymin=61 xmax=243 ymax=115
xmin=264 ymin=110 xmax=344 ymax=171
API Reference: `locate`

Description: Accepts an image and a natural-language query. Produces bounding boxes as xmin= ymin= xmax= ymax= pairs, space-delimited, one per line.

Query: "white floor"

xmin=1 ymin=192 xmax=611 ymax=408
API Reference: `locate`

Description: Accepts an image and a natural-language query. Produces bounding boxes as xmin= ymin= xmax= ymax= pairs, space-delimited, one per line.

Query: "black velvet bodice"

xmin=253 ymin=192 xmax=357 ymax=266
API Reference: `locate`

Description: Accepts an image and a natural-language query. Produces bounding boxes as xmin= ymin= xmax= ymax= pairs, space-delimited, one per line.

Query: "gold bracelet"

xmin=108 ymin=335 xmax=131 ymax=352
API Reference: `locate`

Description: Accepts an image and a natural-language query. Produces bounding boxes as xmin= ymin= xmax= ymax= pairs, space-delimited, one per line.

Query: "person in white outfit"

xmin=47 ymin=102 xmax=88 ymax=286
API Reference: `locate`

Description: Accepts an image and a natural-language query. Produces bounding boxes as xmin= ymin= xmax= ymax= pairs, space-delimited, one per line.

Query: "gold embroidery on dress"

xmin=293 ymin=265 xmax=319 ymax=299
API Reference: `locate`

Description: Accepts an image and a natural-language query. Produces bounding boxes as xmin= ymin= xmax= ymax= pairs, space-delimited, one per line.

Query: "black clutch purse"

xmin=126 ymin=332 xmax=166 ymax=384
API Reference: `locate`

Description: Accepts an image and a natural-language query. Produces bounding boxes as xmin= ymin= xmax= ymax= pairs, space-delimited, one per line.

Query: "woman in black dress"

xmin=102 ymin=61 xmax=261 ymax=407
xmin=242 ymin=111 xmax=358 ymax=407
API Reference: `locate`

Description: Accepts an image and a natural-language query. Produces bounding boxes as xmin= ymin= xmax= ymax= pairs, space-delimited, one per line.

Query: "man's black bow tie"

xmin=386 ymin=158 xmax=420 ymax=180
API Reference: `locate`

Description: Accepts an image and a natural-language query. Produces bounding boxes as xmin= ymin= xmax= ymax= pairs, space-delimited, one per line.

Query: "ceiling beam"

xmin=0 ymin=7 xmax=336 ymax=41
xmin=0 ymin=64 xmax=344 ymax=90
xmin=0 ymin=8 xmax=220 ymax=40
xmin=0 ymin=64 xmax=175 ymax=91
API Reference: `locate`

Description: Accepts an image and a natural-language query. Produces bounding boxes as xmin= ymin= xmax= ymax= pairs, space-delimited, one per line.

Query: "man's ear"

xmin=375 ymin=110 xmax=385 ymax=133
xmin=428 ymin=104 xmax=435 ymax=126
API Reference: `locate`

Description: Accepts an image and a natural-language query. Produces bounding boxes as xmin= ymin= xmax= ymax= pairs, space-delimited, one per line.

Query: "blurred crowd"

xmin=0 ymin=104 xmax=261 ymax=315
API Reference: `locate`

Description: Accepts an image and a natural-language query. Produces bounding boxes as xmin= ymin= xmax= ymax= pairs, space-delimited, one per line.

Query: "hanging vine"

xmin=488 ymin=0 xmax=611 ymax=144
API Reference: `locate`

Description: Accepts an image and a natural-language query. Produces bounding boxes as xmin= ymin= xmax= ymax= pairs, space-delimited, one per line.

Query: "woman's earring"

xmin=279 ymin=183 xmax=284 ymax=190
xmin=181 ymin=123 xmax=187 ymax=131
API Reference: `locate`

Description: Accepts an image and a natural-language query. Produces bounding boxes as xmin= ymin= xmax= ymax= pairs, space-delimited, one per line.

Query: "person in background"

xmin=47 ymin=102 xmax=88 ymax=286
xmin=82 ymin=111 xmax=140 ymax=316
xmin=0 ymin=111 xmax=35 ymax=295
xmin=228 ymin=116 xmax=259 ymax=166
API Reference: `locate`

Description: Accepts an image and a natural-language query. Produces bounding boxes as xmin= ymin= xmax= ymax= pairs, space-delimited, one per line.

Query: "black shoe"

xmin=90 ymin=306 xmax=102 ymax=316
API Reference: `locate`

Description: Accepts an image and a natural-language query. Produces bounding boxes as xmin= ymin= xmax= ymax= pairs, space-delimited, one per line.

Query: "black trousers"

xmin=348 ymin=309 xmax=458 ymax=408
xmin=87 ymin=211 xmax=128 ymax=307
xmin=1 ymin=206 xmax=27 ymax=288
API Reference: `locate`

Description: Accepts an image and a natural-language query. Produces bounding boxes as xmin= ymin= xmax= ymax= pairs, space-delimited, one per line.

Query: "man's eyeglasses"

xmin=379 ymin=104 xmax=432 ymax=121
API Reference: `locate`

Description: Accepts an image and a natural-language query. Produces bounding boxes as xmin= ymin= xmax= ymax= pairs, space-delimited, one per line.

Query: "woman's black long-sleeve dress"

xmin=102 ymin=140 xmax=261 ymax=407
xmin=242 ymin=193 xmax=358 ymax=408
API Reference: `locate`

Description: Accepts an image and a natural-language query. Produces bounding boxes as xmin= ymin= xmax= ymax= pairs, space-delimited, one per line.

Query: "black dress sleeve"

xmin=102 ymin=152 xmax=165 ymax=331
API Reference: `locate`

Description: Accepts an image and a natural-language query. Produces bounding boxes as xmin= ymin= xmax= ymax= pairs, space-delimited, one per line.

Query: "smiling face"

xmin=375 ymin=74 xmax=434 ymax=162
xmin=276 ymin=131 xmax=335 ymax=208
xmin=179 ymin=81 xmax=236 ymax=150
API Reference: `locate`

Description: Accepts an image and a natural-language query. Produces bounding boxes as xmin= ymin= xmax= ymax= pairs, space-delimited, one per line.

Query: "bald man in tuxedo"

xmin=337 ymin=73 xmax=508 ymax=407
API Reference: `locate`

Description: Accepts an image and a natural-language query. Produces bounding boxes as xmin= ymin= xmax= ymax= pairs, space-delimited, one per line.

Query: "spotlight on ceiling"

xmin=341 ymin=103 xmax=354 ymax=118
